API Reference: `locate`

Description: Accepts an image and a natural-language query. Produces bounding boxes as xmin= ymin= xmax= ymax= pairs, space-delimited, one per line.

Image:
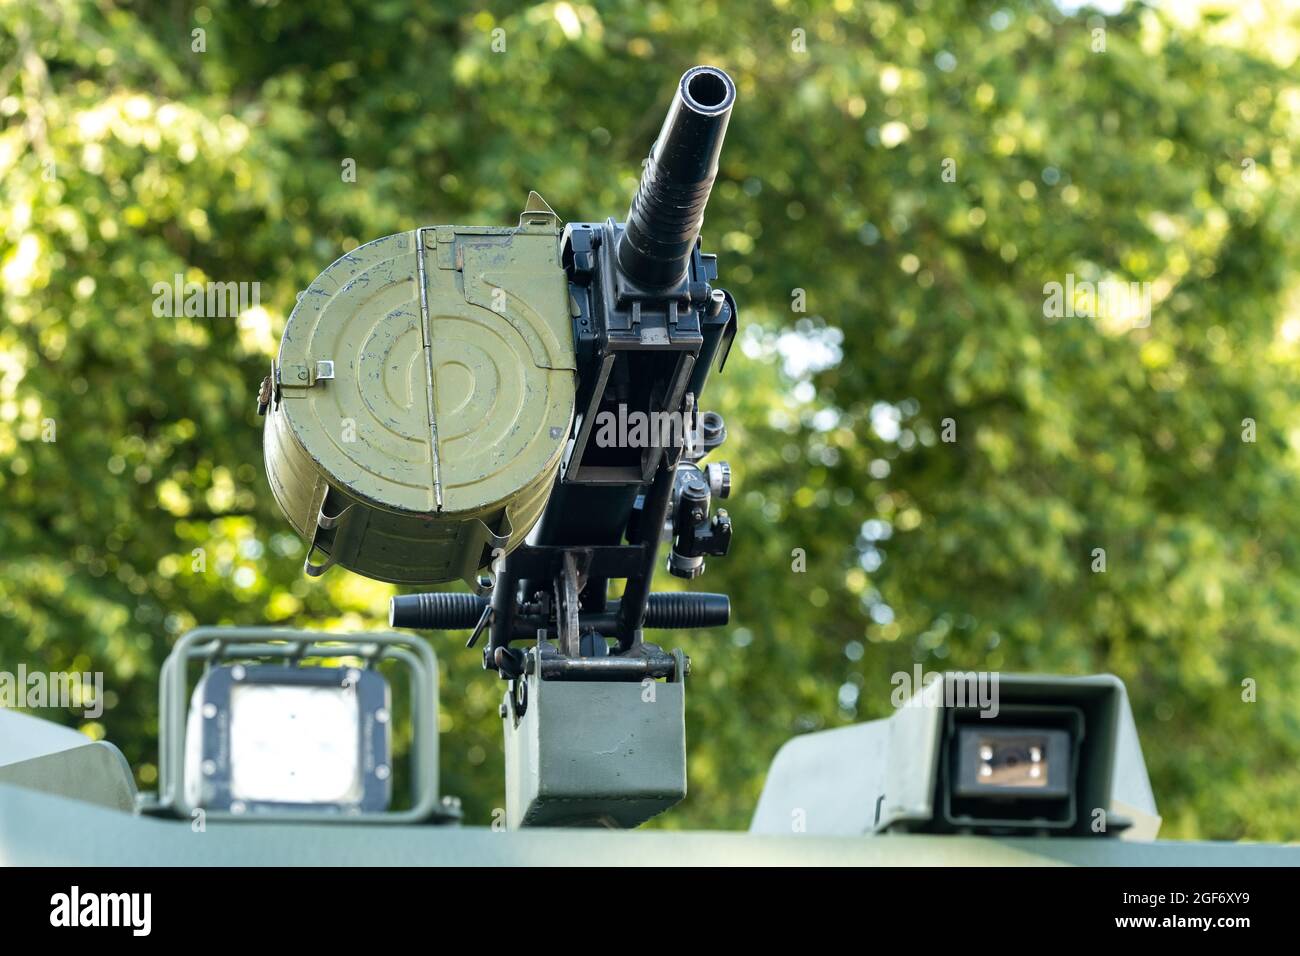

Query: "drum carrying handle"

xmin=304 ymin=495 xmax=355 ymax=577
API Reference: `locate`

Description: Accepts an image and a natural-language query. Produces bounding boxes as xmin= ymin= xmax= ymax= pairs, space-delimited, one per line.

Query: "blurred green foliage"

xmin=3 ymin=0 xmax=1300 ymax=839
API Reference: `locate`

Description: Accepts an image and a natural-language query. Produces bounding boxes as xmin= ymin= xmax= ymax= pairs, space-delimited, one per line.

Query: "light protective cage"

xmin=153 ymin=627 xmax=449 ymax=824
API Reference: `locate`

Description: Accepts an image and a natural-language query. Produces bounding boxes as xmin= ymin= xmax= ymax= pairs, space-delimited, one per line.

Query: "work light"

xmin=183 ymin=663 xmax=391 ymax=814
xmin=152 ymin=628 xmax=450 ymax=825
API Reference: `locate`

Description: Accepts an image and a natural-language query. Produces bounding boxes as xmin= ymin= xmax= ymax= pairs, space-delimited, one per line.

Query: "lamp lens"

xmin=228 ymin=684 xmax=363 ymax=804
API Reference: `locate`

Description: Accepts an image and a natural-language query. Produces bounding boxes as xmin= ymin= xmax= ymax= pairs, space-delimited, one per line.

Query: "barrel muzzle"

xmin=615 ymin=65 xmax=736 ymax=289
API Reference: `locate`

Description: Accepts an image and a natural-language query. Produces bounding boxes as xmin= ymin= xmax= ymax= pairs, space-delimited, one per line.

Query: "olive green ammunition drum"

xmin=262 ymin=197 xmax=575 ymax=585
